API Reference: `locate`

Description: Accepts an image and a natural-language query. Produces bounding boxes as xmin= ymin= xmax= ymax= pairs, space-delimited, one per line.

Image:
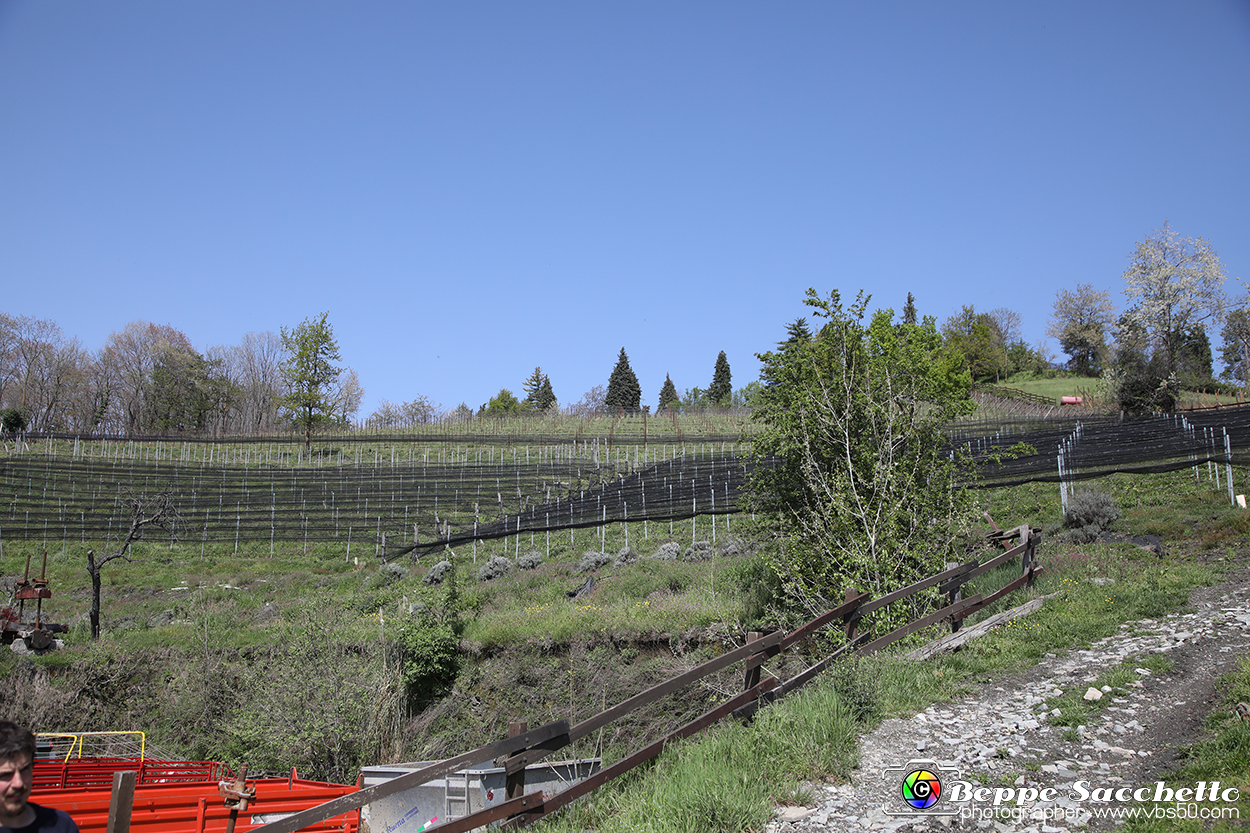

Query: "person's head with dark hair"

xmin=0 ymin=721 xmax=36 ymax=828
xmin=0 ymin=721 xmax=78 ymax=831
xmin=0 ymin=721 xmax=36 ymax=764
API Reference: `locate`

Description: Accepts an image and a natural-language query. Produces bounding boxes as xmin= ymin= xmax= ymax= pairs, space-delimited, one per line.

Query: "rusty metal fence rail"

xmin=252 ymin=524 xmax=1041 ymax=833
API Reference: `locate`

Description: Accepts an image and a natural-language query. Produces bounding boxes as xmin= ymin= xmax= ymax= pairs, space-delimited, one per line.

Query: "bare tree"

xmin=87 ymin=492 xmax=181 ymax=639
xmin=987 ymin=308 xmax=1023 ymax=346
xmin=1047 ymin=283 xmax=1117 ymax=376
xmin=228 ymin=331 xmax=284 ymax=434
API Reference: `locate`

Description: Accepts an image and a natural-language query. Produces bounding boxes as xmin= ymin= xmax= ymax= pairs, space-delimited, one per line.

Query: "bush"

xmin=368 ymin=562 xmax=408 ymax=589
xmin=1062 ymin=488 xmax=1120 ymax=543
xmin=649 ymin=542 xmax=681 ymax=562
xmin=614 ymin=546 xmax=639 ymax=566
xmin=423 ymin=560 xmax=452 ymax=586
xmin=717 ymin=537 xmax=747 ymax=557
xmin=0 ymin=408 xmax=25 ymax=435
xmin=516 ymin=551 xmax=543 ymax=570
xmin=477 ymin=556 xmax=514 ymax=582
xmin=577 ymin=551 xmax=612 ymax=573
xmin=397 ymin=619 xmax=459 ymax=703
xmin=683 ymin=541 xmax=712 ymax=562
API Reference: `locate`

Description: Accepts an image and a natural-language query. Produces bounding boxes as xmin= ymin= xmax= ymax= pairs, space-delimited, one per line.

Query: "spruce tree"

xmin=604 ymin=347 xmax=641 ymax=412
xmin=522 ymin=367 xmax=557 ymax=411
xmin=537 ymin=375 xmax=556 ymax=410
xmin=784 ymin=317 xmax=811 ymax=345
xmin=657 ymin=374 xmax=680 ymax=413
xmin=708 ymin=351 xmax=732 ymax=406
xmin=903 ymin=293 xmax=918 ymax=326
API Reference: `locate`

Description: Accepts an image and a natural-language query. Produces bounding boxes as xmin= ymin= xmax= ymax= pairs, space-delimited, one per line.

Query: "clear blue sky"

xmin=2 ymin=1 xmax=1248 ymax=417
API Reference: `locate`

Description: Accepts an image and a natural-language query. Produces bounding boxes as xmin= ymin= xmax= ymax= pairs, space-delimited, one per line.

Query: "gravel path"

xmin=764 ymin=568 xmax=1250 ymax=832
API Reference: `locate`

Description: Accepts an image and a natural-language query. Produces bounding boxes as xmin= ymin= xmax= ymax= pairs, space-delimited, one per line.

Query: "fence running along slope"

xmin=249 ymin=525 xmax=1041 ymax=833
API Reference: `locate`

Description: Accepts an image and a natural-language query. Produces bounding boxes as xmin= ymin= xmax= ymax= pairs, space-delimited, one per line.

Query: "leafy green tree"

xmin=480 ymin=388 xmax=522 ymax=418
xmin=732 ymin=380 xmax=763 ymax=409
xmin=681 ymin=387 xmax=708 ymax=409
xmin=707 ymin=351 xmax=732 ymax=406
xmin=148 ymin=342 xmax=237 ymax=435
xmin=279 ymin=312 xmax=342 ymax=449
xmin=398 ymin=619 xmax=459 ymax=705
xmin=1047 ymin=283 xmax=1116 ymax=376
xmin=1122 ymin=224 xmax=1228 ymax=378
xmin=522 ymin=367 xmax=557 ymax=411
xmin=1108 ymin=311 xmax=1177 ymax=414
xmin=604 ymin=347 xmax=641 ymax=412
xmin=1174 ymin=325 xmax=1214 ymax=388
xmin=657 ymin=374 xmax=680 ymax=413
xmin=750 ymin=289 xmax=977 ymax=623
xmin=942 ymin=305 xmax=1009 ymax=382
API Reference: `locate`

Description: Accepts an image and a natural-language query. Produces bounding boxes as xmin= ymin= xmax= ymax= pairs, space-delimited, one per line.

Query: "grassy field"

xmin=983 ymin=371 xmax=1249 ymax=411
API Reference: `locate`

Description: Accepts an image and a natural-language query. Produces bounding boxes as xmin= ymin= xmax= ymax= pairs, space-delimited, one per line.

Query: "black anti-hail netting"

xmin=6 ymin=403 xmax=1250 ymax=560
xmin=961 ymin=405 xmax=1250 ymax=487
xmin=0 ymin=448 xmax=754 ymax=560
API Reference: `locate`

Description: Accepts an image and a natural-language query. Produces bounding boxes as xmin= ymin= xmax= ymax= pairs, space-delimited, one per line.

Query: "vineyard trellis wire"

xmin=7 ymin=402 xmax=1250 ymax=560
xmin=0 ymin=438 xmax=757 ymax=560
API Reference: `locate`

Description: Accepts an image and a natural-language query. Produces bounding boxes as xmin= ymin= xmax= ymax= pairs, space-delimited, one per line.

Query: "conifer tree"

xmin=708 ymin=351 xmax=732 ymax=406
xmin=522 ymin=367 xmax=557 ymax=410
xmin=657 ymin=374 xmax=680 ymax=413
xmin=784 ymin=317 xmax=812 ymax=345
xmin=537 ymin=375 xmax=555 ymax=410
xmin=903 ymin=293 xmax=918 ymax=326
xmin=604 ymin=347 xmax=641 ymax=412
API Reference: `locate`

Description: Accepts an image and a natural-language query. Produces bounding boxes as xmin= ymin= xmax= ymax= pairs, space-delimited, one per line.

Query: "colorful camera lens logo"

xmin=901 ymin=769 xmax=942 ymax=809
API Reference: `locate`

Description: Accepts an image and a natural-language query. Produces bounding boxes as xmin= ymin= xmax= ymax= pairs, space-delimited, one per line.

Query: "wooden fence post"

xmin=505 ymin=722 xmax=528 ymax=801
xmin=106 ymin=770 xmax=136 ymax=833
xmin=844 ymin=588 xmax=861 ymax=642
xmin=742 ymin=632 xmax=763 ymax=693
xmin=1023 ymin=526 xmax=1037 ymax=587
xmin=945 ymin=562 xmax=962 ymax=633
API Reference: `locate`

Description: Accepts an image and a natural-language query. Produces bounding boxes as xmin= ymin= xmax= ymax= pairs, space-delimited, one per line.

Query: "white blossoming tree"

xmin=1122 ymin=224 xmax=1229 ymax=378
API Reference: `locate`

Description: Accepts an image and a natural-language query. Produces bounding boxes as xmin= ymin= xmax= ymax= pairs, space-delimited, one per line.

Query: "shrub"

xmin=1062 ymin=488 xmax=1120 ymax=543
xmin=577 ymin=551 xmax=612 ymax=573
xmin=0 ymin=408 xmax=25 ymax=435
xmin=397 ymin=619 xmax=459 ymax=703
xmin=683 ymin=541 xmax=712 ymax=562
xmin=614 ymin=546 xmax=639 ymax=566
xmin=718 ymin=537 xmax=747 ymax=557
xmin=368 ymin=562 xmax=408 ymax=589
xmin=516 ymin=551 xmax=543 ymax=570
xmin=423 ymin=560 xmax=452 ymax=586
xmin=477 ymin=556 xmax=514 ymax=582
xmin=649 ymin=542 xmax=681 ymax=562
